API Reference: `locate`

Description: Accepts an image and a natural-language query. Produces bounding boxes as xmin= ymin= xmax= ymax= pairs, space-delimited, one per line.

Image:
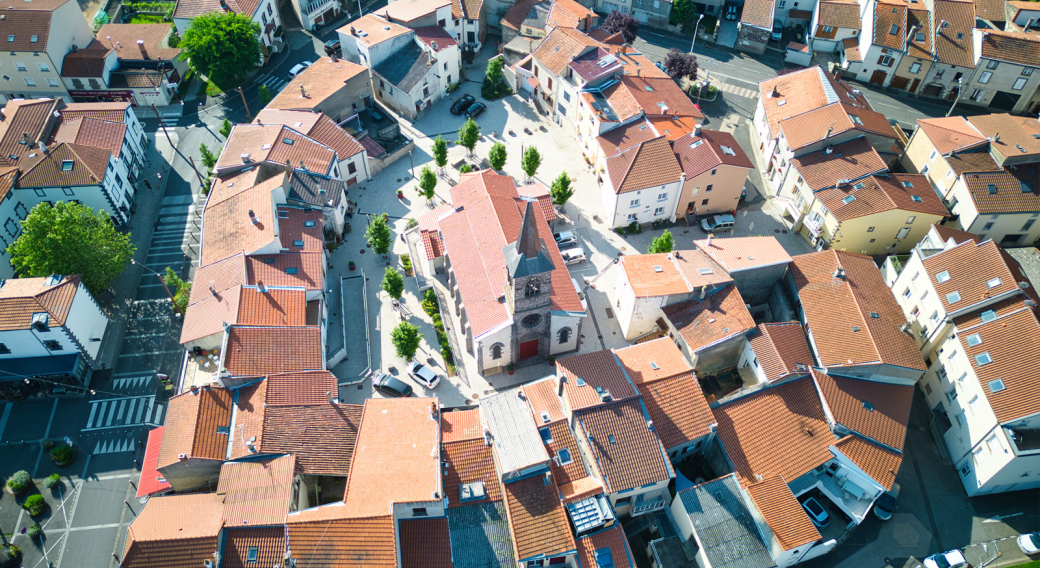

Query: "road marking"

xmin=113 ymin=370 xmax=152 ymax=377
xmin=85 ymin=404 xmax=98 ymax=430
xmin=134 ymin=398 xmax=147 ymax=423
xmin=158 ymin=205 xmax=192 ymax=215
xmin=67 ymin=523 xmax=122 ymax=532
xmin=123 ymin=333 xmax=166 ymax=339
xmin=0 ymin=403 xmax=12 ymax=441
xmin=119 ymin=399 xmax=132 ymax=422
xmin=118 ymin=349 xmax=180 ymax=358
xmin=145 ymin=245 xmax=186 ymax=252
xmin=145 ymin=250 xmax=185 ymax=259
xmin=95 ymin=474 xmax=133 ymax=480
xmin=106 ymin=400 xmax=120 ymax=426
xmin=162 ymin=195 xmax=196 ymax=205
xmin=85 ymin=395 xmax=155 ymax=430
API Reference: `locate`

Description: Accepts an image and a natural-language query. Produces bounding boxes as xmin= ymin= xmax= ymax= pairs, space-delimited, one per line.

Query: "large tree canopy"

xmin=663 ymin=49 xmax=699 ymax=82
xmin=8 ymin=201 xmax=136 ymax=294
xmin=180 ymin=12 xmax=262 ymax=82
xmin=603 ymin=10 xmax=640 ymax=43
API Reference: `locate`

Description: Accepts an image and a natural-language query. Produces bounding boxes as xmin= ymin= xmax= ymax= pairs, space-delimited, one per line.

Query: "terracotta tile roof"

xmin=587 ymin=28 xmax=625 ymax=43
xmin=547 ymin=420 xmax=594 ymax=488
xmin=673 ymin=129 xmax=753 ymax=179
xmin=460 ymin=0 xmax=483 ymax=20
xmin=438 ymin=170 xmax=582 ymax=338
xmin=747 ymin=322 xmax=813 ymax=383
xmin=199 ymin=179 xmax=283 ymax=266
xmin=377 ymin=0 xmax=450 ymax=22
xmin=961 ymin=166 xmax=1040 ymax=214
xmin=947 ymin=151 xmax=1002 ymax=176
xmin=813 ymin=369 xmax=912 ymax=450
xmin=874 ymin=0 xmax=908 ymax=50
xmin=834 ymin=435 xmax=903 ymax=490
xmin=59 ymin=102 xmax=130 ymax=123
xmin=558 ymin=476 xmax=606 ymax=503
xmin=788 ymin=137 xmax=888 ymax=191
xmin=905 ymin=8 xmax=933 ymax=60
xmin=745 ymin=474 xmax=821 ymax=550
xmin=921 ymin=239 xmax=1029 ymax=314
xmin=557 ymin=349 xmax=639 ymax=412
xmin=15 ymin=142 xmax=111 ymax=187
xmin=216 ymin=124 xmax=336 ymax=175
xmin=968 ymin=113 xmax=1040 ymax=159
xmin=122 ymin=493 xmax=224 ymax=568
xmin=262 ymin=403 xmax=363 ymax=476
xmin=246 ymin=252 xmax=325 ymax=291
xmin=955 ymin=298 xmax=1040 ymax=424
xmin=618 ymin=249 xmax=730 ymax=298
xmin=933 ymin=0 xmax=977 ymax=67
xmin=502 ymin=473 xmax=576 ymax=561
xmin=96 ymin=23 xmax=180 ymax=61
xmin=648 ymin=115 xmax=702 ymax=140
xmin=524 ymin=376 xmax=566 ymax=424
xmin=917 ymin=116 xmax=987 ymax=156
xmin=206 ymin=167 xmax=265 ymax=208
xmin=52 ymin=117 xmax=127 ymax=159
xmin=576 ymin=399 xmax=673 ymax=492
xmin=639 ymin=372 xmax=714 ymax=449
xmin=843 ymin=37 xmax=863 ymax=61
xmin=181 ymin=284 xmax=240 ymax=345
xmin=791 ymin=251 xmax=925 ymax=371
xmin=338 ymin=14 xmax=411 ymax=48
xmin=693 ymin=236 xmax=793 ymax=273
xmin=614 ymin=337 xmax=693 ymax=384
xmin=174 ymin=0 xmax=264 ymax=19
xmin=235 ymin=287 xmax=307 ymax=327
xmin=741 ymin=0 xmax=775 ymax=28
xmin=604 ymin=76 xmax=705 ymax=122
xmin=223 ymin=325 xmax=324 ymax=377
xmin=0 ymin=167 xmax=15 ymax=202
xmin=662 ymin=284 xmax=755 ymax=353
xmin=817 ymin=173 xmax=950 ymax=222
xmin=931 ymin=223 xmax=981 ymax=245
xmin=598 ymin=119 xmax=660 ymax=156
xmin=441 ymin=408 xmax=484 ymax=443
xmin=217 ymin=455 xmax=295 ymax=526
xmin=758 ymin=66 xmax=871 ymax=140
xmin=414 ymin=25 xmax=458 ymax=52
xmin=577 ymin=526 xmax=635 ymax=568
xmin=818 ymin=0 xmax=862 ymax=29
xmin=223 ymin=527 xmax=286 ymax=568
xmin=277 ymin=206 xmax=323 ymax=251
xmin=973 ymin=0 xmax=1004 ymax=20
xmin=547 ymin=0 xmax=594 ymax=28
xmin=0 ymin=98 xmax=58 ymax=165
xmin=978 ymin=28 xmax=1040 ymax=66
xmin=501 ymin=0 xmax=543 ymax=29
xmin=532 ymin=26 xmax=601 ymax=75
xmin=400 ymin=517 xmax=453 ymax=568
xmin=344 ymin=398 xmax=442 ymax=517
xmin=713 ymin=377 xmax=836 ymax=481
xmin=301 ymin=114 xmax=365 ymax=160
xmin=267 ymin=57 xmax=368 ymax=112
xmin=157 ymin=387 xmax=233 ymax=469
xmin=227 ymin=380 xmax=268 ymax=461
xmin=415 ymin=204 xmax=450 ymax=259
xmin=263 ymin=370 xmax=340 ymax=406
xmin=780 ymin=102 xmax=896 ymax=152
xmin=285 ymin=514 xmax=397 ymax=567
xmin=0 ymin=275 xmax=80 ymax=331
xmin=443 ymin=438 xmax=502 ymax=507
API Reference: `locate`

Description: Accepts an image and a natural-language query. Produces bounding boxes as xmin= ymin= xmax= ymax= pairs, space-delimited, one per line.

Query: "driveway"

xmin=717 ymin=19 xmax=738 ymax=48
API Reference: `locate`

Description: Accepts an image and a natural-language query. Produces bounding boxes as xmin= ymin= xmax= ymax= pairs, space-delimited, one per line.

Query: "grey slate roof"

xmin=504 ymin=199 xmax=555 ymax=278
xmin=373 ymin=41 xmax=433 ymax=93
xmin=447 ymin=501 xmax=517 ymax=568
xmin=524 ymin=2 xmax=550 ymax=28
xmin=481 ymin=387 xmax=549 ymax=475
xmin=288 ymin=170 xmax=344 ymax=208
xmin=677 ymin=474 xmax=774 ymax=568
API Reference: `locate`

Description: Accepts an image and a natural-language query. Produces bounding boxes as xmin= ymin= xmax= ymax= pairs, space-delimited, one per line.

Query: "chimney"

xmin=137 ymin=39 xmax=149 ymax=60
xmin=833 ymin=68 xmax=842 ymax=81
xmin=693 ymin=123 xmax=701 ymax=137
xmin=557 ymin=375 xmax=567 ymax=397
xmin=825 ymin=146 xmax=834 ymax=154
xmin=300 ymin=84 xmax=308 ymax=98
xmin=330 ymin=53 xmax=338 ymax=62
xmin=241 ymin=153 xmax=251 ymax=163
xmin=707 ymin=233 xmax=713 ymax=247
xmin=327 ymin=391 xmax=338 ymax=404
xmin=257 ymin=279 xmax=266 ymax=292
xmin=771 ymin=86 xmax=780 ymax=98
xmin=351 ymin=25 xmax=357 ymax=36
xmin=700 ymin=285 xmax=707 ymax=301
xmin=248 ymin=209 xmax=258 ymax=224
xmin=209 ymin=280 xmax=216 ymax=294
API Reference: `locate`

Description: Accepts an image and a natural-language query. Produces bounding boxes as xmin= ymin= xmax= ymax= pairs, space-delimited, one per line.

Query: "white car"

xmin=561 ymin=246 xmax=586 ymax=265
xmin=407 ymin=361 xmax=441 ymax=389
xmin=923 ymin=550 xmax=967 ymax=568
xmin=1018 ymin=532 xmax=1040 ymax=555
xmin=288 ymin=61 xmax=313 ymax=78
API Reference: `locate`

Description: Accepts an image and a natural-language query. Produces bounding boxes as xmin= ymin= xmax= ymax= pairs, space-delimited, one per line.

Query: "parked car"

xmin=560 ymin=246 xmax=586 ymax=265
xmin=800 ymin=497 xmax=830 ymax=528
xmin=771 ymin=19 xmax=784 ymax=40
xmin=451 ymin=94 xmax=475 ymax=115
xmin=288 ymin=61 xmax=313 ymax=78
xmin=923 ymin=550 xmax=967 ymax=568
xmin=407 ymin=362 xmax=441 ymax=389
xmin=725 ymin=4 xmax=738 ymax=19
xmin=700 ymin=213 xmax=735 ymax=232
xmin=554 ymin=231 xmax=578 ymax=247
xmin=324 ymin=38 xmax=341 ymax=55
xmin=873 ymin=482 xmax=900 ymax=521
xmin=372 ymin=372 xmax=412 ymax=397
xmin=466 ymin=102 xmax=487 ymax=118
xmin=1017 ymin=532 xmax=1040 ymax=555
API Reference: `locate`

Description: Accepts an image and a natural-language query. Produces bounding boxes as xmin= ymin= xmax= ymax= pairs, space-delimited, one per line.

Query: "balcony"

xmin=803 ymin=215 xmax=824 ymax=236
xmin=632 ymin=491 xmax=668 ymax=516
xmin=303 ymin=0 xmax=334 ymax=15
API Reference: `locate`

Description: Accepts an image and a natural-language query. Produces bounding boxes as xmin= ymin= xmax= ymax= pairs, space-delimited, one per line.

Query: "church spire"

xmin=516 ymin=199 xmax=540 ymax=259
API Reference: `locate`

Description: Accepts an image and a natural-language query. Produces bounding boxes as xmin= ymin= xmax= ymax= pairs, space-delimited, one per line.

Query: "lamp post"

xmin=690 ymin=13 xmax=705 ymax=53
xmin=132 ymin=259 xmax=179 ymax=314
xmin=946 ymin=77 xmax=964 ymax=117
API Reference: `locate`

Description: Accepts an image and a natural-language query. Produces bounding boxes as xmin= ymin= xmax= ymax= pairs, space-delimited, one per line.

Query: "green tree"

xmin=432 ymin=135 xmax=448 ymax=173
xmin=486 ymin=57 xmax=504 ymax=84
xmin=457 ymin=118 xmax=480 ymax=157
xmin=418 ymin=165 xmax=437 ymax=203
xmin=220 ymin=118 xmax=232 ymax=138
xmin=180 ymin=12 xmax=262 ymax=84
xmin=199 ymin=143 xmax=218 ymax=170
xmin=670 ymin=0 xmax=696 ymax=24
xmin=488 ymin=142 xmax=507 ymax=170
xmin=164 ymin=267 xmax=191 ymax=314
xmin=550 ymin=171 xmax=574 ymax=208
xmin=459 ymin=164 xmax=473 ymax=174
xmin=391 ymin=321 xmax=422 ymax=360
xmin=648 ymin=230 xmax=675 ymax=253
xmin=365 ymin=213 xmax=393 ymax=256
xmin=258 ymin=84 xmax=272 ymax=106
xmin=382 ymin=267 xmax=405 ymax=301
xmin=8 ymin=202 xmax=136 ymax=295
xmin=521 ymin=146 xmax=542 ymax=182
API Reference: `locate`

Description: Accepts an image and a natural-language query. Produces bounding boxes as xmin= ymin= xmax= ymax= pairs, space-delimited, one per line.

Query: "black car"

xmin=324 ymin=38 xmax=341 ymax=56
xmin=466 ymin=102 xmax=487 ymax=118
xmin=372 ymin=372 xmax=412 ymax=397
xmin=451 ymin=94 xmax=475 ymax=115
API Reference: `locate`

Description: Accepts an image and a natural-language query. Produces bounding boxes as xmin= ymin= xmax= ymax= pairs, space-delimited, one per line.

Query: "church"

xmin=421 ymin=169 xmax=586 ymax=375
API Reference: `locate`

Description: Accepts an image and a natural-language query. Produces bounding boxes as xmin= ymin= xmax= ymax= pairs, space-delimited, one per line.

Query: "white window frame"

xmin=1013 ymin=77 xmax=1027 ymax=91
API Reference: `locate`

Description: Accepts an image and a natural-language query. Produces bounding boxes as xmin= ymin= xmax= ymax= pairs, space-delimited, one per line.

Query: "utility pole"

xmin=946 ymin=78 xmax=965 ymax=117
xmin=237 ymin=87 xmax=252 ymax=121
xmin=690 ymin=13 xmax=705 ymax=53
xmin=151 ymin=103 xmax=174 ymax=148
xmin=132 ymin=260 xmax=179 ymax=313
xmin=188 ymin=155 xmax=208 ymax=189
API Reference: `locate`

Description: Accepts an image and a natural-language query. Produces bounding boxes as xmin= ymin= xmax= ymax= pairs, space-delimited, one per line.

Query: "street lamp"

xmin=132 ymin=259 xmax=180 ymax=314
xmin=690 ymin=14 xmax=705 ymax=53
xmin=946 ymin=77 xmax=964 ymax=117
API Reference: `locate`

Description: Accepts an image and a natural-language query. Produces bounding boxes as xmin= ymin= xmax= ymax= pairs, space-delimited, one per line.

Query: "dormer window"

xmin=986 ymin=277 xmax=1001 ymax=288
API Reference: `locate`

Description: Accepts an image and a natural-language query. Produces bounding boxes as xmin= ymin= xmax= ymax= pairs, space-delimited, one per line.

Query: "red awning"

xmin=136 ymin=426 xmax=172 ymax=498
xmin=527 ymin=76 xmax=540 ymax=89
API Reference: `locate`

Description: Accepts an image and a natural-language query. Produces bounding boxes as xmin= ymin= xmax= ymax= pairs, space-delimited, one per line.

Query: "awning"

xmin=136 ymin=426 xmax=172 ymax=498
xmin=788 ymin=9 xmax=813 ymax=20
xmin=527 ymin=76 xmax=540 ymax=89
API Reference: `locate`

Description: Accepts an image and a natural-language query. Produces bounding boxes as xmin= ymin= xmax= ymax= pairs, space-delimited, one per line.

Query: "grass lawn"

xmin=129 ymin=14 xmax=166 ymax=23
xmin=1007 ymin=561 xmax=1040 ymax=568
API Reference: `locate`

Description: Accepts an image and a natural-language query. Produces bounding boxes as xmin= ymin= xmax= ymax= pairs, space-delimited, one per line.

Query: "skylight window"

xmin=304 ymin=220 xmax=316 ymax=227
xmin=690 ymin=140 xmax=704 ymax=148
xmin=988 ymin=184 xmax=998 ymax=194
xmin=557 ymin=448 xmax=573 ymax=465
xmin=539 ymin=427 xmax=553 ymax=444
xmin=853 ymin=182 xmax=865 ymax=189
xmin=6 ymin=35 xmax=12 ymax=42
xmin=698 ymin=267 xmax=713 ymax=275
xmin=987 ymin=379 xmax=1005 ymax=393
xmin=967 ymin=333 xmax=982 ymax=346
xmin=608 ymin=434 xmax=616 ymax=445
xmin=902 ymin=181 xmax=914 ymax=188
xmin=980 ymin=309 xmax=997 ymax=323
xmin=890 ymin=24 xmax=899 ymax=34
xmin=956 ymin=32 xmax=964 ymax=39
xmin=293 ymin=239 xmax=304 ymax=247
xmin=842 ymin=195 xmax=856 ymax=204
xmin=60 ymin=160 xmax=74 ymax=171
xmin=576 ymin=377 xmax=586 ymax=386
xmin=285 ymin=267 xmax=298 ymax=274
xmin=911 ymin=195 xmax=923 ymax=202
xmin=1022 ymin=181 xmax=1033 ymax=193
xmin=247 ymin=546 xmax=259 ymax=563
xmin=986 ymin=277 xmax=1002 ymax=288
xmin=946 ymin=291 xmax=961 ymax=303
xmin=870 ymin=312 xmax=880 ymax=318
xmin=720 ymin=145 xmax=737 ymax=156
xmin=936 ymin=271 xmax=951 ymax=283
xmin=283 ymin=138 xmax=294 ymax=145
xmin=974 ymin=352 xmax=992 ymax=366
xmin=30 ymin=35 xmax=37 ymax=43
xmin=850 ymin=115 xmax=863 ymax=125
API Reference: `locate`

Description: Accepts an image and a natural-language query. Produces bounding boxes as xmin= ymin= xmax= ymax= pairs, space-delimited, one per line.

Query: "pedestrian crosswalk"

xmin=715 ymin=81 xmax=760 ymax=99
xmin=254 ymin=72 xmax=289 ymax=93
xmin=109 ymin=374 xmax=154 ymax=392
xmin=92 ymin=433 xmax=138 ymax=455
xmin=83 ymin=395 xmax=164 ymax=432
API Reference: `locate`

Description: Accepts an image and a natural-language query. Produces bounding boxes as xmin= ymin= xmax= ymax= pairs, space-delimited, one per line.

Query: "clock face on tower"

xmin=521 ymin=313 xmax=542 ymax=328
xmin=524 ymin=278 xmax=541 ymax=297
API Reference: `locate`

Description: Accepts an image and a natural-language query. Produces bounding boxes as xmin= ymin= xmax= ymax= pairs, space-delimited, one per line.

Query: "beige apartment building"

xmin=0 ymin=0 xmax=95 ymax=103
xmin=673 ymin=128 xmax=753 ymax=218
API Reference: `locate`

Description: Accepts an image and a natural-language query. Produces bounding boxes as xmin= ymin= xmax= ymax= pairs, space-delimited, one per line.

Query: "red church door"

xmin=519 ymin=339 xmax=539 ymax=360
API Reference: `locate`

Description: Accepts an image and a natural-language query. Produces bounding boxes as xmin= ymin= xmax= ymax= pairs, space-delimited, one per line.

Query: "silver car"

xmin=561 ymin=246 xmax=586 ymax=265
xmin=407 ymin=362 xmax=441 ymax=389
xmin=554 ymin=231 xmax=578 ymax=248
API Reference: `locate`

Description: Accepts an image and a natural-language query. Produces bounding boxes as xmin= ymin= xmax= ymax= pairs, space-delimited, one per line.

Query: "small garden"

xmin=481 ymin=57 xmax=512 ymax=101
xmin=421 ymin=289 xmax=457 ymax=376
